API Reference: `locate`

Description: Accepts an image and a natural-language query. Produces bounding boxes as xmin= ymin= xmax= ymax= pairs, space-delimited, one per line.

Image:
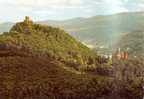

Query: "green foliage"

xmin=112 ymin=57 xmax=144 ymax=99
xmin=0 ymin=21 xmax=98 ymax=68
xmin=0 ymin=53 xmax=112 ymax=99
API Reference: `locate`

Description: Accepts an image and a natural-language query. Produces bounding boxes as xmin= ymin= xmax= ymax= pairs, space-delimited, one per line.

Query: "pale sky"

xmin=0 ymin=0 xmax=144 ymax=22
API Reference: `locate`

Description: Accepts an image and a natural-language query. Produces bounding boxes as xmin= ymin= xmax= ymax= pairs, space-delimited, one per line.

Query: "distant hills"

xmin=0 ymin=22 xmax=13 ymax=33
xmin=39 ymin=12 xmax=144 ymax=47
xmin=1 ymin=12 xmax=144 ymax=54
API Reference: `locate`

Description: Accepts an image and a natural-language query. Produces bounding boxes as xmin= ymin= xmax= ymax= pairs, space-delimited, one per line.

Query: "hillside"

xmin=0 ymin=17 xmax=99 ymax=70
xmin=0 ymin=17 xmax=113 ymax=99
xmin=0 ymin=44 xmax=112 ymax=99
xmin=39 ymin=12 xmax=144 ymax=50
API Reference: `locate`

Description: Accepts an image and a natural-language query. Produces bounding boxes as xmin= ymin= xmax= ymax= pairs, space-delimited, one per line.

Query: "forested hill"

xmin=0 ymin=17 xmax=111 ymax=99
xmin=0 ymin=17 xmax=98 ymax=68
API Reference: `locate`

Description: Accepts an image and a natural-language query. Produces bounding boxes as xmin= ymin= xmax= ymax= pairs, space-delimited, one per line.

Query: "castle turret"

xmin=24 ymin=16 xmax=33 ymax=24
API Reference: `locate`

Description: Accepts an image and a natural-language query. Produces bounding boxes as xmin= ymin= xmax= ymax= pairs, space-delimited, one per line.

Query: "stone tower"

xmin=23 ymin=16 xmax=33 ymax=34
xmin=24 ymin=16 xmax=33 ymax=24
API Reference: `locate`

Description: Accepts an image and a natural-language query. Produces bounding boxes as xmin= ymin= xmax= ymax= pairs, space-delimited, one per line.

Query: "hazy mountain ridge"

xmin=39 ymin=12 xmax=144 ymax=47
xmin=1 ymin=12 xmax=144 ymax=49
xmin=0 ymin=22 xmax=14 ymax=33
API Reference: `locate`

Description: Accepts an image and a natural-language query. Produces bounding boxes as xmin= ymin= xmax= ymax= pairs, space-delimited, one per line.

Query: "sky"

xmin=0 ymin=0 xmax=144 ymax=22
